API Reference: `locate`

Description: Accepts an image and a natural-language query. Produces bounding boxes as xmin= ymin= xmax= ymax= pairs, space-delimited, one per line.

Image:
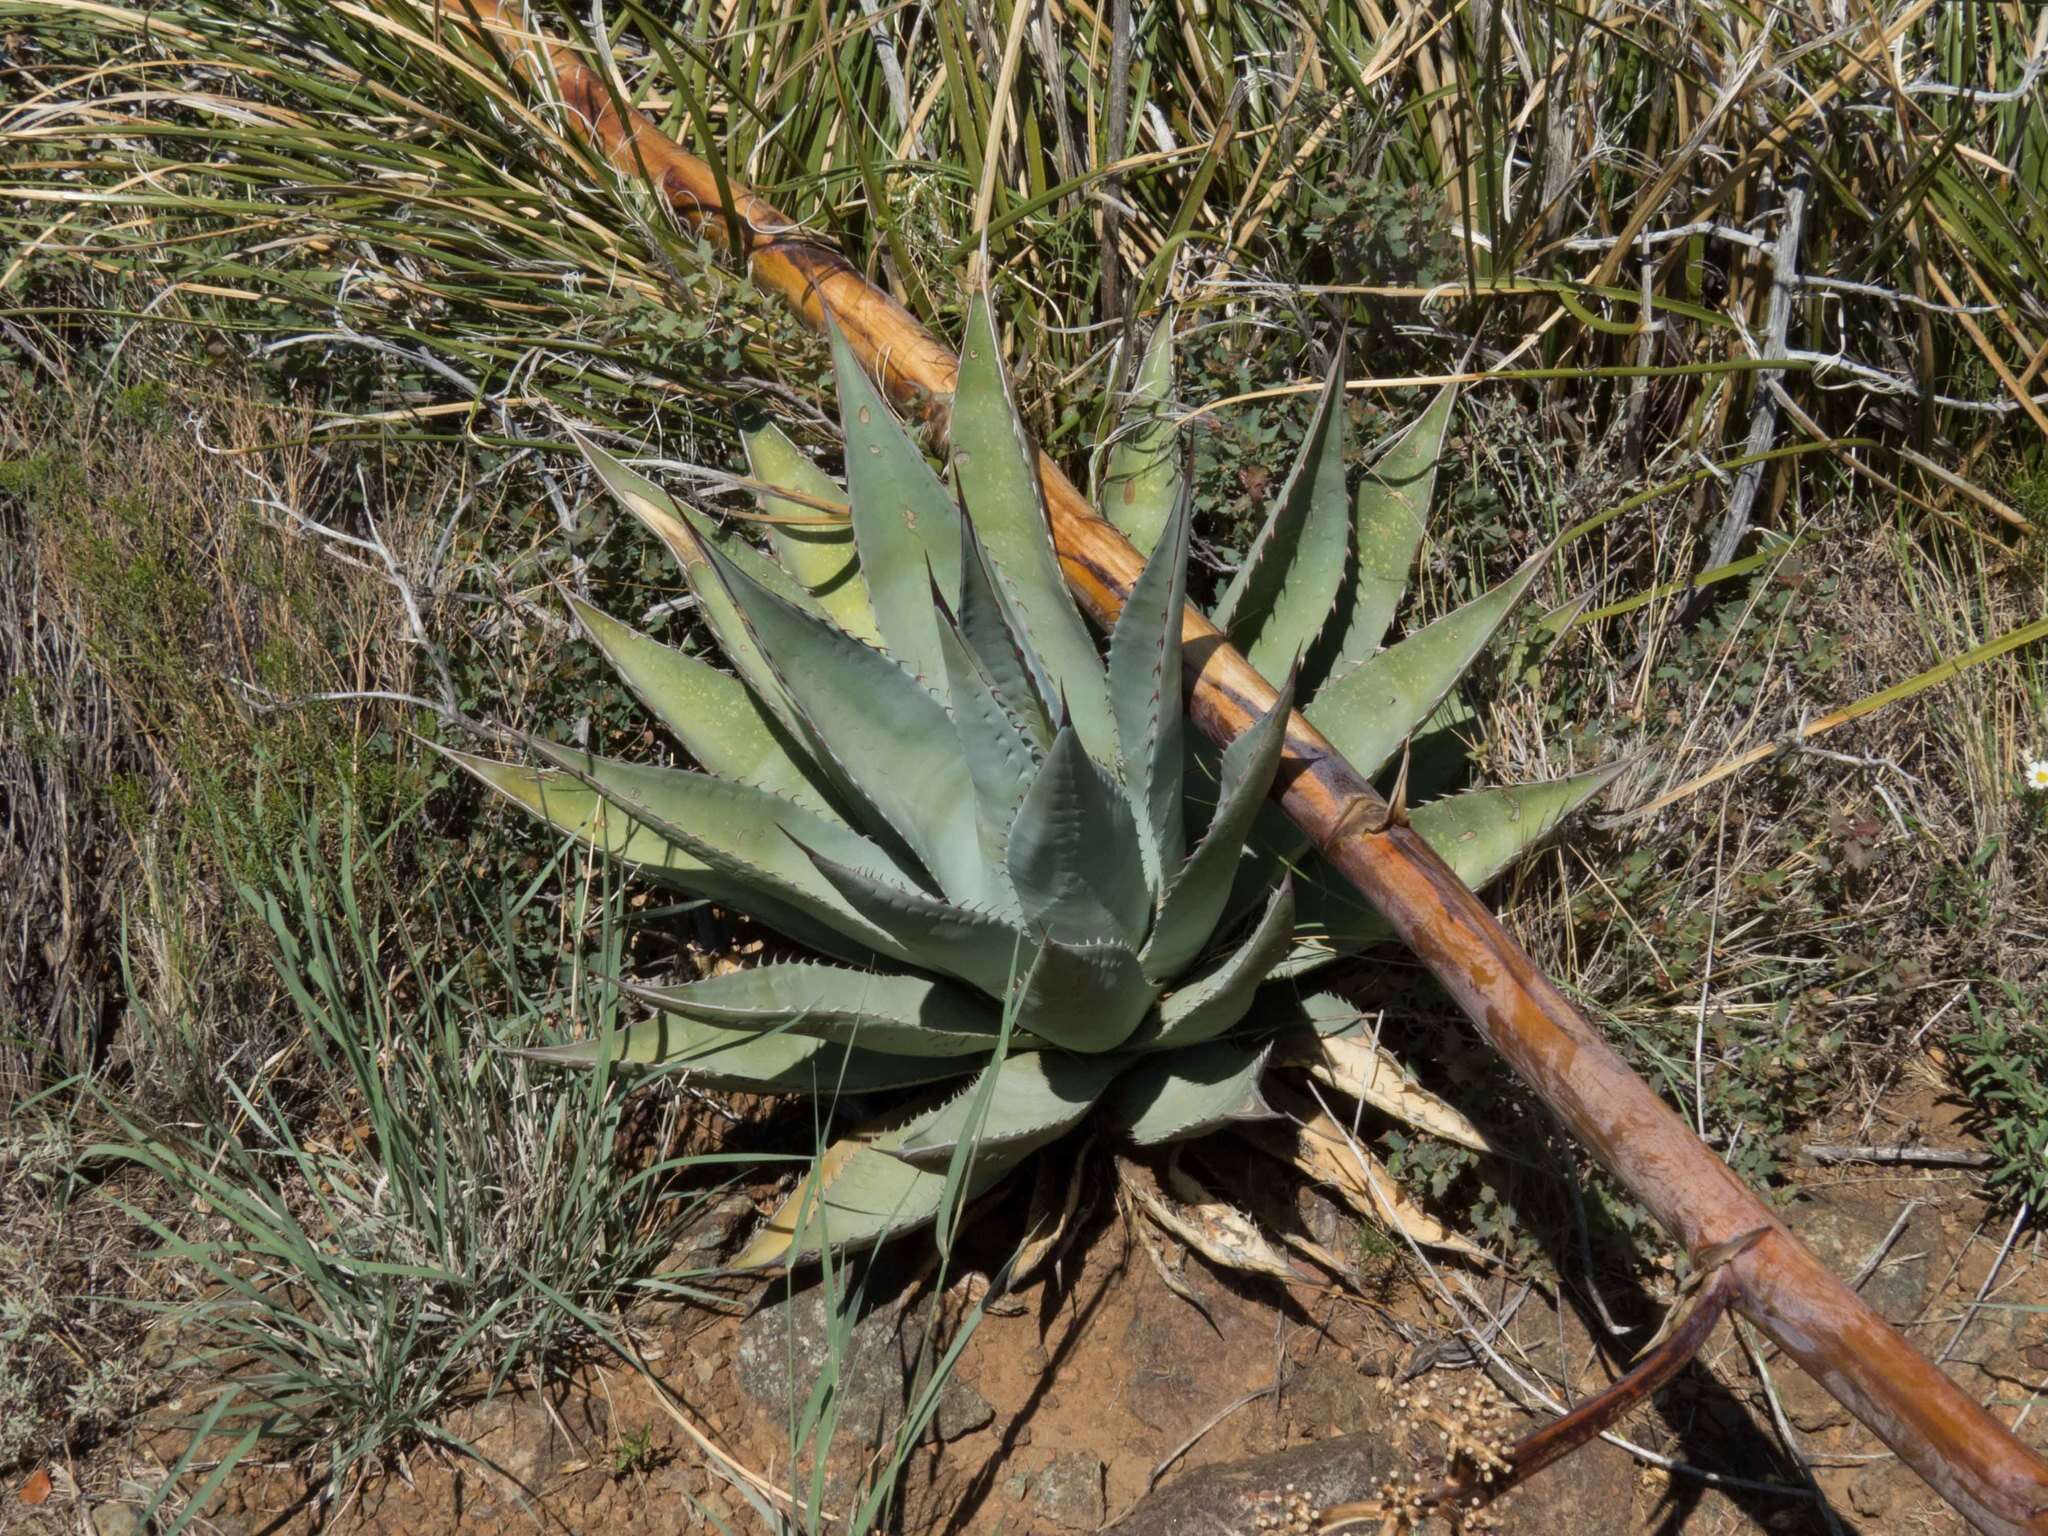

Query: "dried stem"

xmin=1319 ymin=1267 xmax=1746 ymax=1532
xmin=430 ymin=5 xmax=2048 ymax=1530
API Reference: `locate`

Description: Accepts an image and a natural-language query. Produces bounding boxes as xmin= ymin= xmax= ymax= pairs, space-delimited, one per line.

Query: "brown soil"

xmin=10 ymin=1076 xmax=2045 ymax=1536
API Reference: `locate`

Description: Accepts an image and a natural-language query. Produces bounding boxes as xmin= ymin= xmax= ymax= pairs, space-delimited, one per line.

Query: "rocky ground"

xmin=10 ymin=1070 xmax=2044 ymax=1536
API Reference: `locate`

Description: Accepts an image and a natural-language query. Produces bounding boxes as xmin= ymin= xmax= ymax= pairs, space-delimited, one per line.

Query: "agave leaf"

xmin=1142 ymin=674 xmax=1296 ymax=982
xmin=1279 ymin=995 xmax=1494 ymax=1152
xmin=735 ymin=1098 xmax=1015 ymax=1266
xmin=1306 ymin=550 xmax=1547 ymax=780
xmin=1107 ymin=494 xmax=1190 ymax=891
xmin=744 ymin=421 xmax=881 ymax=645
xmin=511 ymin=1013 xmax=970 ymax=1093
xmin=1134 ymin=879 xmax=1295 ymax=1048
xmin=705 ymin=544 xmax=990 ymax=908
xmin=445 ymin=749 xmax=898 ymax=964
xmin=524 ymin=738 xmax=900 ymax=891
xmin=614 ymin=963 xmax=1005 ymax=1057
xmin=738 ymin=1046 xmax=1106 ymax=1264
xmin=578 ymin=435 xmax=804 ymax=738
xmin=1277 ymin=764 xmax=1624 ymax=977
xmin=894 ymin=1049 xmax=1124 ymax=1168
xmin=955 ymin=517 xmax=1056 ymax=751
xmin=565 ymin=596 xmax=835 ymax=817
xmin=1107 ymin=1040 xmax=1279 ymax=1145
xmin=1318 ymin=384 xmax=1457 ymax=676
xmin=1012 ymin=935 xmax=1157 ymax=1053
xmin=951 ymin=293 xmax=1116 ymax=758
xmin=936 ymin=612 xmax=1035 ymax=917
xmin=1100 ymin=311 xmax=1180 ymax=555
xmin=806 ymin=846 xmax=1028 ymax=997
xmin=1007 ymin=726 xmax=1153 ymax=947
xmin=1210 ymin=351 xmax=1351 ymax=680
xmin=829 ymin=319 xmax=962 ymax=678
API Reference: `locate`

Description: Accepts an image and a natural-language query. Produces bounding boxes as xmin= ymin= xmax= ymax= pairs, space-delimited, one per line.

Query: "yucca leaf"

xmin=1306 ymin=551 xmax=1547 ymax=780
xmin=565 ymin=596 xmax=834 ymax=816
xmin=829 ymin=319 xmax=961 ymax=679
xmin=1317 ymin=384 xmax=1457 ymax=677
xmin=578 ymin=435 xmax=803 ymax=739
xmin=1210 ymin=350 xmax=1351 ymax=679
xmin=511 ymin=1014 xmax=969 ymax=1093
xmin=445 ymin=749 xmax=896 ymax=964
xmin=1013 ymin=936 xmax=1157 ymax=1053
xmin=951 ymin=292 xmax=1116 ymax=757
xmin=1134 ymin=879 xmax=1295 ymax=1048
xmin=1006 ymin=726 xmax=1152 ymax=947
xmin=744 ymin=420 xmax=881 ymax=645
xmin=805 ymin=846 xmax=1028 ymax=997
xmin=1142 ymin=674 xmax=1296 ymax=981
xmin=1107 ymin=1040 xmax=1278 ymax=1145
xmin=1278 ymin=764 xmax=1624 ymax=976
xmin=704 ymin=543 xmax=990 ymax=907
xmin=894 ymin=1049 xmax=1124 ymax=1168
xmin=955 ymin=517 xmax=1056 ymax=751
xmin=1108 ymin=494 xmax=1190 ymax=891
xmin=614 ymin=963 xmax=1005 ymax=1057
xmin=1100 ymin=311 xmax=1180 ymax=556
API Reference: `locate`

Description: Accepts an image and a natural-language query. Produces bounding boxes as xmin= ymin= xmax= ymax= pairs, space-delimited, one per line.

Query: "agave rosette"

xmin=453 ymin=296 xmax=1616 ymax=1265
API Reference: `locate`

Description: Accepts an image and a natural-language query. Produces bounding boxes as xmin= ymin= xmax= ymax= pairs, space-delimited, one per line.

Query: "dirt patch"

xmin=16 ymin=1087 xmax=2048 ymax=1536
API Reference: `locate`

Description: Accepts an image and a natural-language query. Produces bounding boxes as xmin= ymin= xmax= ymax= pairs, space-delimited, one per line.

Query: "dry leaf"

xmin=1261 ymin=1091 xmax=1494 ymax=1264
xmin=1293 ymin=1032 xmax=1495 ymax=1153
xmin=18 ymin=1469 xmax=51 ymax=1506
xmin=1117 ymin=1154 xmax=1298 ymax=1282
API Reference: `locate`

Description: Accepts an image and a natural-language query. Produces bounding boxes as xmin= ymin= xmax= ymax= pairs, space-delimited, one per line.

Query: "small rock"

xmin=1033 ymin=1453 xmax=1106 ymax=1531
xmin=1848 ymin=1468 xmax=1894 ymax=1520
xmin=91 ymin=1504 xmax=144 ymax=1536
xmin=930 ymin=1376 xmax=994 ymax=1442
xmin=736 ymin=1273 xmax=994 ymax=1504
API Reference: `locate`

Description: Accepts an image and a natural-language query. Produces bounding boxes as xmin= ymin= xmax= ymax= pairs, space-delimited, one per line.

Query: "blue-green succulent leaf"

xmin=1006 ymin=726 xmax=1152 ymax=947
xmin=1108 ymin=494 xmax=1190 ymax=890
xmin=1305 ymin=551 xmax=1546 ymax=780
xmin=805 ymin=846 xmax=1028 ymax=997
xmin=1319 ymin=384 xmax=1457 ymax=675
xmin=951 ymin=292 xmax=1116 ymax=757
xmin=704 ymin=543 xmax=990 ymax=907
xmin=830 ymin=318 xmax=962 ymax=679
xmin=937 ymin=613 xmax=1035 ymax=918
xmin=1143 ymin=674 xmax=1296 ymax=981
xmin=1012 ymin=936 xmax=1157 ymax=1053
xmin=894 ymin=1049 xmax=1124 ymax=1169
xmin=1211 ymin=351 xmax=1351 ymax=679
xmin=1107 ymin=1040 xmax=1279 ymax=1145
xmin=1134 ymin=878 xmax=1294 ymax=1047
xmin=446 ymin=748 xmax=901 ymax=964
xmin=955 ymin=517 xmax=1056 ymax=750
xmin=1100 ymin=311 xmax=1181 ymax=556
xmin=614 ymin=963 xmax=1005 ymax=1057
xmin=566 ymin=596 xmax=835 ymax=817
xmin=1277 ymin=763 xmax=1624 ymax=977
xmin=510 ymin=1014 xmax=968 ymax=1093
xmin=743 ymin=421 xmax=880 ymax=646
xmin=578 ymin=435 xmax=804 ymax=736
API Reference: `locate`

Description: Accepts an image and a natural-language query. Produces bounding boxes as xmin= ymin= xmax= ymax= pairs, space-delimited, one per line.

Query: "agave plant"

xmin=449 ymin=296 xmax=1615 ymax=1267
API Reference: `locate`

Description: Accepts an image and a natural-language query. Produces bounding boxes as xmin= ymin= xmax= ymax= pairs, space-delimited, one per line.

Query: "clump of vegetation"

xmin=459 ymin=295 xmax=1614 ymax=1265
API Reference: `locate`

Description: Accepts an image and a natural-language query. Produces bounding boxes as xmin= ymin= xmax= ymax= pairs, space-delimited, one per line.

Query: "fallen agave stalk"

xmin=431 ymin=3 xmax=2048 ymax=1528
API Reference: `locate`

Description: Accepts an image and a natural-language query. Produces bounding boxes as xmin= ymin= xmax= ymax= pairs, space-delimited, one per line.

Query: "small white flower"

xmin=2027 ymin=757 xmax=2048 ymax=792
